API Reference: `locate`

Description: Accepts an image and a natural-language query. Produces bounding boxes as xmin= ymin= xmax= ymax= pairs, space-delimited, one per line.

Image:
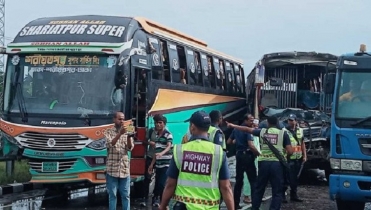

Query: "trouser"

xmin=283 ymin=159 xmax=302 ymax=198
xmin=251 ymin=161 xmax=283 ymax=210
xmin=153 ymin=166 xmax=168 ymax=201
xmin=141 ymin=156 xmax=153 ymax=199
xmin=233 ymin=151 xmax=257 ymax=206
xmin=243 ymin=154 xmax=259 ymax=196
xmin=106 ymin=174 xmax=130 ymax=210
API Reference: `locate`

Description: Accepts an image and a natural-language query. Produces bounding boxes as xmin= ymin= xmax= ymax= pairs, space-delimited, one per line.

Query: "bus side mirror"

xmin=0 ymin=47 xmax=6 ymax=54
xmin=324 ymin=73 xmax=336 ymax=94
xmin=270 ymin=78 xmax=283 ymax=87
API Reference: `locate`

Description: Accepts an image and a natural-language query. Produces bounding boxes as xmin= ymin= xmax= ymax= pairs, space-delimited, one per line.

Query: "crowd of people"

xmin=103 ymin=110 xmax=307 ymax=210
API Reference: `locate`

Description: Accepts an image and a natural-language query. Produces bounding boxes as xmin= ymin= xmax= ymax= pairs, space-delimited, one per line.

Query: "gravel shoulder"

xmin=282 ymin=185 xmax=335 ymax=210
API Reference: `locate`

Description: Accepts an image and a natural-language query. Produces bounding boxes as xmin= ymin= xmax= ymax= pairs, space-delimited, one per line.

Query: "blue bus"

xmin=326 ymin=44 xmax=371 ymax=210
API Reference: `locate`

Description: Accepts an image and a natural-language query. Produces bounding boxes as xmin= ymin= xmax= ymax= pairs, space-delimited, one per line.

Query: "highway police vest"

xmin=173 ymin=139 xmax=223 ymax=210
xmin=208 ymin=126 xmax=226 ymax=150
xmin=285 ymin=128 xmax=303 ymax=160
xmin=259 ymin=128 xmax=285 ymax=162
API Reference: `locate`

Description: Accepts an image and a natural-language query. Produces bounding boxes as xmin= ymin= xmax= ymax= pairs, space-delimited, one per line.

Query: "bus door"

xmin=133 ymin=68 xmax=148 ymax=127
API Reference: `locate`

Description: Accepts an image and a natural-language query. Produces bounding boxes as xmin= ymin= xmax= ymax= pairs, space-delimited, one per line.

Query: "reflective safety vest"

xmin=259 ymin=128 xmax=285 ymax=162
xmin=285 ymin=127 xmax=303 ymax=160
xmin=173 ymin=139 xmax=223 ymax=210
xmin=208 ymin=126 xmax=226 ymax=150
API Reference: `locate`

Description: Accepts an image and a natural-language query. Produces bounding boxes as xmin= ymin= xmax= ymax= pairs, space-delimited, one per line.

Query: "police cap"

xmin=288 ymin=114 xmax=297 ymax=121
xmin=185 ymin=110 xmax=211 ymax=130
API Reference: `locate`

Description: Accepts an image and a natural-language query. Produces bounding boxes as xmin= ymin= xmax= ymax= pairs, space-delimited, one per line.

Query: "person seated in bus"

xmin=180 ymin=68 xmax=187 ymax=84
xmin=352 ymin=80 xmax=371 ymax=102
xmin=339 ymin=79 xmax=361 ymax=101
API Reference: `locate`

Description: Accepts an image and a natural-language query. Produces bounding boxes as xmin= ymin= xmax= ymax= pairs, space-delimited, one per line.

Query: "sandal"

xmin=243 ymin=196 xmax=251 ymax=203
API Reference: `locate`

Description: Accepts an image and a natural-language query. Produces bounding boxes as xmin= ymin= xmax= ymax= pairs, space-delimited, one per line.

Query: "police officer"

xmin=209 ymin=110 xmax=227 ymax=151
xmin=282 ymin=114 xmax=306 ymax=203
xmin=227 ymin=116 xmax=293 ymax=210
xmin=227 ymin=114 xmax=260 ymax=209
xmin=160 ymin=111 xmax=234 ymax=210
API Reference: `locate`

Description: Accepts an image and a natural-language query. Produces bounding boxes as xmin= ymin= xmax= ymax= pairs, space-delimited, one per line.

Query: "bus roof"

xmin=134 ymin=17 xmax=243 ymax=64
xmin=9 ymin=15 xmax=243 ymax=64
xmin=12 ymin=15 xmax=133 ymax=44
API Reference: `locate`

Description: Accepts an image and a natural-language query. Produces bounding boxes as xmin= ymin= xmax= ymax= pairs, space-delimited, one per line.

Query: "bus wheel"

xmin=336 ymin=199 xmax=365 ymax=210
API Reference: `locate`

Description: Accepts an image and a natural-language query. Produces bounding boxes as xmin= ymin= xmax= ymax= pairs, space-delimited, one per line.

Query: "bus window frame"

xmin=200 ymin=53 xmax=210 ymax=88
xmin=167 ymin=41 xmax=181 ymax=83
xmin=184 ymin=47 xmax=197 ymax=86
xmin=234 ymin=64 xmax=242 ymax=93
xmin=213 ymin=57 xmax=223 ymax=90
xmin=194 ymin=51 xmax=203 ymax=86
xmin=207 ymin=55 xmax=216 ymax=88
xmin=225 ymin=61 xmax=232 ymax=92
xmin=148 ymin=36 xmax=164 ymax=80
xmin=230 ymin=63 xmax=236 ymax=92
xmin=239 ymin=65 xmax=245 ymax=94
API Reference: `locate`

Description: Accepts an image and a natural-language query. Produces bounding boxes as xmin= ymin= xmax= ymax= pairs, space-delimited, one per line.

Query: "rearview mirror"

xmin=324 ymin=73 xmax=336 ymax=94
xmin=269 ymin=78 xmax=283 ymax=87
xmin=0 ymin=47 xmax=6 ymax=54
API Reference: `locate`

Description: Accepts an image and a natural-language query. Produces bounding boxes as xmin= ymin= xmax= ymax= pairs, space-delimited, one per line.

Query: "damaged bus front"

xmin=245 ymin=51 xmax=338 ymax=177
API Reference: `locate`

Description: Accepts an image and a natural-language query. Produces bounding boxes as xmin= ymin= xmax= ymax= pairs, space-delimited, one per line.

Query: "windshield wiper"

xmin=351 ymin=116 xmax=371 ymax=126
xmin=15 ymin=82 xmax=28 ymax=123
xmin=8 ymin=66 xmax=28 ymax=123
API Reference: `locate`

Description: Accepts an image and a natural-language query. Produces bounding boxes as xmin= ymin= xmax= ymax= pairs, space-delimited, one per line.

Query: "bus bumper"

xmin=30 ymin=170 xmax=107 ymax=184
xmin=329 ymin=174 xmax=371 ymax=202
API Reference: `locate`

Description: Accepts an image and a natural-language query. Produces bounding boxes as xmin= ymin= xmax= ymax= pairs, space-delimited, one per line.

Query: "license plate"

xmin=42 ymin=162 xmax=59 ymax=173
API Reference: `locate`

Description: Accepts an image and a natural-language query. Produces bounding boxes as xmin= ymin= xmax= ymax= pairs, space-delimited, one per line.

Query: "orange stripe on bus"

xmin=0 ymin=119 xmax=131 ymax=140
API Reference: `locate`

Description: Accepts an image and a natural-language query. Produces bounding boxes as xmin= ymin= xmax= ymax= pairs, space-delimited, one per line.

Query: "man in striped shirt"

xmin=148 ymin=114 xmax=173 ymax=207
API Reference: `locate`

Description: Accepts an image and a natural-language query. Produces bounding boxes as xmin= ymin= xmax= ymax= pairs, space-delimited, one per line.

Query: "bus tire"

xmin=336 ymin=199 xmax=365 ymax=210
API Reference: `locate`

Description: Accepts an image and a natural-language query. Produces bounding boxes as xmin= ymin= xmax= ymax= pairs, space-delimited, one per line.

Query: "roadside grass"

xmin=0 ymin=160 xmax=31 ymax=185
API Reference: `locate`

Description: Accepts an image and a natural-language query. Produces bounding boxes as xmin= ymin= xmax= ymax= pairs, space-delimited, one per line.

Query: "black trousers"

xmin=283 ymin=159 xmax=302 ymax=198
xmin=233 ymin=151 xmax=257 ymax=206
xmin=141 ymin=156 xmax=153 ymax=199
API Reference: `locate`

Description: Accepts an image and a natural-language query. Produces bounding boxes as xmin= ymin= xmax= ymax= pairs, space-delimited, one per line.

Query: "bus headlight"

xmin=330 ymin=158 xmax=341 ymax=169
xmin=87 ymin=138 xmax=106 ymax=150
xmin=341 ymin=159 xmax=362 ymax=171
xmin=330 ymin=158 xmax=363 ymax=171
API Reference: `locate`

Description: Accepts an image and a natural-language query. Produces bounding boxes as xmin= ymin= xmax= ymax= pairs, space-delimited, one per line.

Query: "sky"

xmin=5 ymin=0 xmax=371 ymax=75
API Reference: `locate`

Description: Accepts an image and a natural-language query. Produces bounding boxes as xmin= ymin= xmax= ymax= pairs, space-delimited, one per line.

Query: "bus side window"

xmin=185 ymin=47 xmax=196 ymax=85
xmin=207 ymin=56 xmax=216 ymax=88
xmin=160 ymin=40 xmax=170 ymax=81
xmin=219 ymin=60 xmax=226 ymax=90
xmin=239 ymin=65 xmax=245 ymax=94
xmin=234 ymin=64 xmax=242 ymax=93
xmin=200 ymin=53 xmax=210 ymax=88
xmin=167 ymin=42 xmax=181 ymax=83
xmin=177 ymin=45 xmax=187 ymax=84
xmin=230 ymin=63 xmax=236 ymax=92
xmin=225 ymin=61 xmax=232 ymax=92
xmin=149 ymin=37 xmax=164 ymax=80
xmin=213 ymin=57 xmax=222 ymax=89
xmin=194 ymin=52 xmax=203 ymax=86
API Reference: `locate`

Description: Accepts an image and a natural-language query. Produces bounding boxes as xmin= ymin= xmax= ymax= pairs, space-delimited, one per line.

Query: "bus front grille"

xmin=28 ymin=158 xmax=77 ymax=173
xmin=303 ymin=127 xmax=322 ymax=139
xmin=17 ymin=132 xmax=90 ymax=152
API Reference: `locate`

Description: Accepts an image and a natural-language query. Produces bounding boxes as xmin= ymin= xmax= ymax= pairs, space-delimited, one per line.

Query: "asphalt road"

xmin=7 ymin=156 xmax=371 ymax=210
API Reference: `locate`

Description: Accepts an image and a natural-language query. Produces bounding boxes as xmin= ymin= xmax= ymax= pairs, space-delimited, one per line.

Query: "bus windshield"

xmin=3 ymin=53 xmax=122 ymax=116
xmin=336 ymin=71 xmax=371 ymax=119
